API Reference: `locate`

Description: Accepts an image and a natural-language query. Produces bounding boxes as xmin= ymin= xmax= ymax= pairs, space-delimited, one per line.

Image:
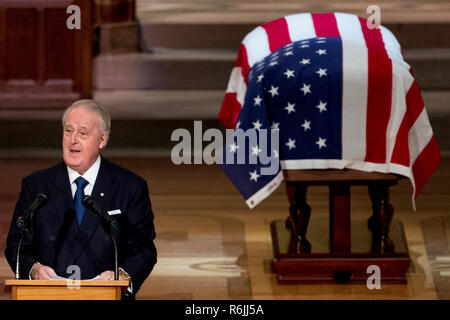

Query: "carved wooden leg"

xmin=368 ymin=183 xmax=395 ymax=253
xmin=285 ymin=183 xmax=311 ymax=253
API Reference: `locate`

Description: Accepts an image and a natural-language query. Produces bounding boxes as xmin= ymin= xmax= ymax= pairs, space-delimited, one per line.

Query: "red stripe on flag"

xmin=262 ymin=17 xmax=291 ymax=52
xmin=218 ymin=45 xmax=249 ymax=128
xmin=219 ymin=93 xmax=242 ymax=129
xmin=412 ymin=136 xmax=441 ymax=198
xmin=391 ymin=80 xmax=425 ymax=166
xmin=390 ymin=114 xmax=410 ymax=166
xmin=405 ymin=81 xmax=425 ymax=129
xmin=311 ymin=13 xmax=340 ymax=37
xmin=359 ymin=17 xmax=393 ymax=163
xmin=236 ymin=44 xmax=250 ymax=82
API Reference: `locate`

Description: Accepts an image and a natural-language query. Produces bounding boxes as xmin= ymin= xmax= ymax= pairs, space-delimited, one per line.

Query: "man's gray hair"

xmin=62 ymin=99 xmax=111 ymax=133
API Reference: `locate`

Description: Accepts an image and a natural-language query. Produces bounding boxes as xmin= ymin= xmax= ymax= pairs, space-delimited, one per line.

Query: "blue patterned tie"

xmin=74 ymin=176 xmax=89 ymax=226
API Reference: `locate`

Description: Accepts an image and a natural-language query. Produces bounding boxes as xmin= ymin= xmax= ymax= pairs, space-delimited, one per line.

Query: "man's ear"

xmin=99 ymin=132 xmax=109 ymax=149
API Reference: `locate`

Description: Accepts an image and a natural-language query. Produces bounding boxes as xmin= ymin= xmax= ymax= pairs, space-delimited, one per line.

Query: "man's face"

xmin=62 ymin=106 xmax=108 ymax=175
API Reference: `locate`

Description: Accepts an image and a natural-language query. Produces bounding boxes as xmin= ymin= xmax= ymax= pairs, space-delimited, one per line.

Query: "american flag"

xmin=219 ymin=13 xmax=441 ymax=209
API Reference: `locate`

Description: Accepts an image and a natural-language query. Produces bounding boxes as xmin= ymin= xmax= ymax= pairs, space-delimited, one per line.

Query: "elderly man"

xmin=4 ymin=99 xmax=157 ymax=298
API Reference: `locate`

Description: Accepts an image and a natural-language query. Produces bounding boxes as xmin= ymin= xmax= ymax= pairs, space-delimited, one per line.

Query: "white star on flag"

xmin=249 ymin=170 xmax=260 ymax=182
xmin=269 ymin=61 xmax=278 ymax=66
xmin=301 ymin=119 xmax=311 ymax=131
xmin=251 ymin=145 xmax=262 ymax=156
xmin=316 ymin=49 xmax=327 ymax=55
xmin=271 ymin=122 xmax=280 ymax=130
xmin=229 ymin=142 xmax=239 ymax=153
xmin=300 ymin=83 xmax=311 ymax=95
xmin=253 ymin=95 xmax=262 ymax=106
xmin=299 ymin=58 xmax=311 ymax=65
xmin=285 ymin=102 xmax=296 ymax=114
xmin=316 ymin=137 xmax=327 ymax=149
xmin=301 ymin=44 xmax=310 ymax=48
xmin=284 ymin=51 xmax=293 ymax=56
xmin=257 ymin=74 xmax=264 ymax=83
xmin=316 ymin=68 xmax=327 ymax=77
xmin=286 ymin=138 xmax=296 ymax=150
xmin=252 ymin=119 xmax=262 ymax=130
xmin=284 ymin=69 xmax=295 ymax=79
xmin=268 ymin=85 xmax=279 ymax=97
xmin=316 ymin=100 xmax=327 ymax=113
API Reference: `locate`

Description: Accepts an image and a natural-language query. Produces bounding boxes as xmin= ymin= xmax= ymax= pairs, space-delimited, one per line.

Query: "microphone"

xmin=81 ymin=195 xmax=119 ymax=280
xmin=82 ymin=195 xmax=117 ymax=228
xmin=16 ymin=193 xmax=48 ymax=229
xmin=15 ymin=193 xmax=48 ymax=279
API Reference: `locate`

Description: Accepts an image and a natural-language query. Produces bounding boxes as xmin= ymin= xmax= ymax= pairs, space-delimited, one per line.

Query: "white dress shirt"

xmin=67 ymin=155 xmax=101 ymax=198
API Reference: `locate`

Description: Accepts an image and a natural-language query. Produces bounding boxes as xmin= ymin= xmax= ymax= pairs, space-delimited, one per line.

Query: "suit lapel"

xmin=70 ymin=157 xmax=118 ymax=265
xmin=48 ymin=162 xmax=74 ymax=226
xmin=48 ymin=162 xmax=79 ymax=271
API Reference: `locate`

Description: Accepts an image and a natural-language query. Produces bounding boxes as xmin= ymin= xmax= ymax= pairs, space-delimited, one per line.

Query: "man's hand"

xmin=31 ymin=263 xmax=57 ymax=280
xmin=99 ymin=270 xmax=126 ymax=281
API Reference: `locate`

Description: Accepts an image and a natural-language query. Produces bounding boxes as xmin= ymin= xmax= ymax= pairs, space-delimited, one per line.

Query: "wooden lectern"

xmin=4 ymin=280 xmax=130 ymax=300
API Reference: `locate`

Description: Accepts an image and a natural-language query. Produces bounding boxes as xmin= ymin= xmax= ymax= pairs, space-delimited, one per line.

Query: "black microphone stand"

xmin=15 ymin=193 xmax=47 ymax=279
xmin=102 ymin=220 xmax=119 ymax=281
xmin=82 ymin=195 xmax=119 ymax=280
xmin=15 ymin=221 xmax=32 ymax=279
xmin=110 ymin=232 xmax=119 ymax=281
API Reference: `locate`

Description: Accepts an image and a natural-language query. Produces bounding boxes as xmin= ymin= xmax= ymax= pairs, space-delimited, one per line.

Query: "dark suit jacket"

xmin=4 ymin=157 xmax=157 ymax=295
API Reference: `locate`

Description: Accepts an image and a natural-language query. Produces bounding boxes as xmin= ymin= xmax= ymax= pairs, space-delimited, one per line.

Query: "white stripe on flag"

xmin=225 ymin=67 xmax=242 ymax=93
xmin=225 ymin=67 xmax=247 ymax=106
xmin=285 ymin=13 xmax=317 ymax=42
xmin=380 ymin=26 xmax=410 ymax=69
xmin=236 ymin=75 xmax=247 ymax=106
xmin=335 ymin=13 xmax=368 ymax=160
xmin=386 ymin=66 xmax=414 ymax=164
xmin=409 ymin=108 xmax=434 ymax=165
xmin=280 ymin=159 xmax=411 ymax=178
xmin=242 ymin=26 xmax=271 ymax=67
xmin=335 ymin=13 xmax=366 ymax=42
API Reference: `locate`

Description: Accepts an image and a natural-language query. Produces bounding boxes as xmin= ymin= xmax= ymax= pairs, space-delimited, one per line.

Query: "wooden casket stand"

xmin=271 ymin=169 xmax=411 ymax=283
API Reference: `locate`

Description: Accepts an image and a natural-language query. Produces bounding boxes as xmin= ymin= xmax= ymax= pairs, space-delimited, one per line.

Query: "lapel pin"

xmin=100 ymin=193 xmax=104 ymax=197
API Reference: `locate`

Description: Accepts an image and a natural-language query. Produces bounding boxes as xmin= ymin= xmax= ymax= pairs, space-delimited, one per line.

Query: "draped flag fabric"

xmin=219 ymin=12 xmax=441 ymax=209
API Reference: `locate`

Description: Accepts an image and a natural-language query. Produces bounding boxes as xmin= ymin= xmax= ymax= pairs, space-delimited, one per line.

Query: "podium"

xmin=4 ymin=280 xmax=130 ymax=300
